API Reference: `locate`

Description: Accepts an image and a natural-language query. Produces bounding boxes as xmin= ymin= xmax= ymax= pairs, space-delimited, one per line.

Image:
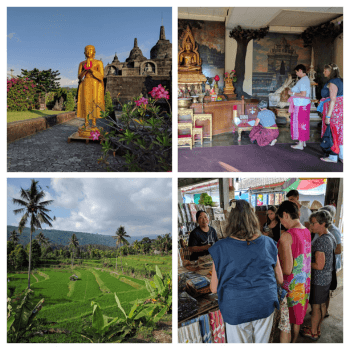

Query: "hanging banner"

xmin=269 ymin=193 xmax=275 ymax=205
xmin=263 ymin=194 xmax=268 ymax=205
xmin=257 ymin=194 xmax=263 ymax=206
xmin=275 ymin=193 xmax=280 ymax=205
xmin=251 ymin=194 xmax=256 ymax=207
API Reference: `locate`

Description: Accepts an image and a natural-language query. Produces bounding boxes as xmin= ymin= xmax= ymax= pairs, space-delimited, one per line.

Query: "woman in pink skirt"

xmin=288 ymin=64 xmax=311 ymax=151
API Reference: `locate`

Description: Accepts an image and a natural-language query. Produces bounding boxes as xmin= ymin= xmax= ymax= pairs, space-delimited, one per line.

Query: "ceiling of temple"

xmin=178 ymin=7 xmax=343 ymax=33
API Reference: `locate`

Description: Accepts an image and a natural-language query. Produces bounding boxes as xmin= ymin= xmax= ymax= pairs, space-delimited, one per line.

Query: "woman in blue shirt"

xmin=318 ymin=63 xmax=343 ymax=163
xmin=249 ymin=100 xmax=279 ymax=146
xmin=209 ymin=200 xmax=283 ymax=343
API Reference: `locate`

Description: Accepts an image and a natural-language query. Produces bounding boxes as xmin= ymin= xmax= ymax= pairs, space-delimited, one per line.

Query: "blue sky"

xmin=7 ymin=7 xmax=172 ymax=87
xmin=7 ymin=178 xmax=172 ymax=237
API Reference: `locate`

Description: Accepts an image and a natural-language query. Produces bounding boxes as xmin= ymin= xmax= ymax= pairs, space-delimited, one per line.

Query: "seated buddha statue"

xmin=179 ymin=41 xmax=201 ymax=72
xmin=77 ymin=45 xmax=105 ymax=128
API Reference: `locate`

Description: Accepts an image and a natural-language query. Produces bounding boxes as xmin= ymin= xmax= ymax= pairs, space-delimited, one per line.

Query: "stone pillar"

xmin=219 ymin=178 xmax=230 ymax=210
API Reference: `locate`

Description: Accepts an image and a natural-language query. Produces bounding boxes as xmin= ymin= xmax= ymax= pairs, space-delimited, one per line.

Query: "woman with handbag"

xmin=209 ymin=200 xmax=283 ymax=343
xmin=318 ymin=63 xmax=343 ymax=163
xmin=300 ymin=211 xmax=337 ymax=341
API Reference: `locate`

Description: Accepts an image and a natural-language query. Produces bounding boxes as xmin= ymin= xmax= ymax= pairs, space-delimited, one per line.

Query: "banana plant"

xmin=7 ymin=289 xmax=45 ymax=343
xmin=79 ymin=293 xmax=168 ymax=343
xmin=145 ymin=265 xmax=172 ymax=312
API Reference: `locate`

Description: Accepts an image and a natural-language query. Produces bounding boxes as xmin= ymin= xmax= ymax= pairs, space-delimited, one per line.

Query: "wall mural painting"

xmin=252 ymin=33 xmax=311 ymax=100
xmin=178 ymin=19 xmax=225 ymax=88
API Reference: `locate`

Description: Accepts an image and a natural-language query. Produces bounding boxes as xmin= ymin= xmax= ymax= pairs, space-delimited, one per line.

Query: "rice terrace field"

xmin=7 ymin=256 xmax=172 ymax=343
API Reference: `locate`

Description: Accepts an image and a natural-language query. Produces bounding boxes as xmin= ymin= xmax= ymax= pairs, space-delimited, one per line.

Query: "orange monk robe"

xmin=77 ymin=59 xmax=105 ymax=122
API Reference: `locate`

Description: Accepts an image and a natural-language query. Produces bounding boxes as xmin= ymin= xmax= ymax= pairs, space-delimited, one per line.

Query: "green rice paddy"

xmin=7 ymin=257 xmax=171 ymax=343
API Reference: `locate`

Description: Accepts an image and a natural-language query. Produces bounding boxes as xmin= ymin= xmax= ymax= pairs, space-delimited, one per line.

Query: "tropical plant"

xmin=25 ymin=239 xmax=41 ymax=268
xmin=96 ymin=84 xmax=171 ymax=172
xmin=12 ymin=179 xmax=54 ymax=289
xmin=9 ymin=229 xmax=20 ymax=244
xmin=104 ymin=90 xmax=114 ymax=115
xmin=64 ymin=91 xmax=75 ymax=111
xmin=162 ymin=233 xmax=171 ymax=254
xmin=145 ymin=265 xmax=172 ymax=312
xmin=19 ymin=68 xmax=61 ymax=95
xmin=113 ymin=226 xmax=130 ymax=272
xmin=7 ymin=77 xmax=37 ymax=111
xmin=198 ymin=193 xmax=214 ymax=206
xmin=7 ymin=289 xmax=45 ymax=343
xmin=79 ymin=293 xmax=167 ymax=343
xmin=36 ymin=232 xmax=50 ymax=247
xmin=68 ymin=233 xmax=79 ymax=268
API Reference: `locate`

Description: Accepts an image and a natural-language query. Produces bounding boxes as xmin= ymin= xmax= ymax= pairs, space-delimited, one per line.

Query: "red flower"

xmin=214 ymin=75 xmax=220 ymax=82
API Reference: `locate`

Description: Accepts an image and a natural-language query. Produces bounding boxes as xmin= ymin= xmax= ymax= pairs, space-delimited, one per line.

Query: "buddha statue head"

xmin=84 ymin=45 xmax=96 ymax=59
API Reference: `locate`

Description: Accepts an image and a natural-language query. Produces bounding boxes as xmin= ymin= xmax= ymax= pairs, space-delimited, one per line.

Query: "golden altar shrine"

xmin=178 ymin=25 xmax=207 ymax=92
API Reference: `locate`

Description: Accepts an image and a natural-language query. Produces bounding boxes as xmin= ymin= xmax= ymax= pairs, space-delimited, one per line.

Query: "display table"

xmin=270 ymin=107 xmax=291 ymax=125
xmin=190 ymin=99 xmax=259 ymax=136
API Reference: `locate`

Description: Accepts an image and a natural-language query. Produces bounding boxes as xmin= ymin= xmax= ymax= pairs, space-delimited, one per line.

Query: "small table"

xmin=271 ymin=108 xmax=291 ymax=125
xmin=234 ymin=121 xmax=254 ymax=142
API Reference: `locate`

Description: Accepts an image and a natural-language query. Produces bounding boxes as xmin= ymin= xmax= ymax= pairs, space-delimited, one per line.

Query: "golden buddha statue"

xmin=178 ymin=26 xmax=206 ymax=88
xmin=77 ymin=45 xmax=105 ymax=138
xmin=179 ymin=40 xmax=201 ymax=72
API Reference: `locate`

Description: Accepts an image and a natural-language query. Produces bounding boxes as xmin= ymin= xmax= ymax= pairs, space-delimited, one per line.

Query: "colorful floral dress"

xmin=277 ymin=228 xmax=311 ymax=325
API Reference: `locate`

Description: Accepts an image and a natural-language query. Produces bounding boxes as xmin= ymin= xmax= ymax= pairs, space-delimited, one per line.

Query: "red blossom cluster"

xmin=149 ymin=84 xmax=169 ymax=100
xmin=135 ymin=97 xmax=149 ymax=107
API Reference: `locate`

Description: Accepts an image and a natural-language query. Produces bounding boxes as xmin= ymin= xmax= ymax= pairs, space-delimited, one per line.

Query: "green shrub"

xmin=64 ymin=92 xmax=75 ymax=111
xmin=7 ymin=77 xmax=36 ymax=111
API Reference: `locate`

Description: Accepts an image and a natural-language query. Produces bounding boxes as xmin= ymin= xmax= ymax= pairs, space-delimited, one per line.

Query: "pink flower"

xmin=214 ymin=75 xmax=220 ymax=82
xmin=90 ymin=130 xmax=100 ymax=140
xmin=135 ymin=97 xmax=149 ymax=106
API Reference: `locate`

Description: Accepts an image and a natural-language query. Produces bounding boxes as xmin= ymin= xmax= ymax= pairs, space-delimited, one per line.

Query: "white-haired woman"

xmin=249 ymin=100 xmax=279 ymax=147
xmin=300 ymin=211 xmax=336 ymax=341
xmin=318 ymin=63 xmax=343 ymax=163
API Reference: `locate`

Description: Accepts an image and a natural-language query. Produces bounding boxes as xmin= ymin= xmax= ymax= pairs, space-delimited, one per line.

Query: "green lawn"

xmin=7 ymin=110 xmax=68 ymax=123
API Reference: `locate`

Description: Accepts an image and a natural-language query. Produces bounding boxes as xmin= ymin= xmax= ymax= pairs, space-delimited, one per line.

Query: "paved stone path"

xmin=7 ymin=118 xmax=125 ymax=172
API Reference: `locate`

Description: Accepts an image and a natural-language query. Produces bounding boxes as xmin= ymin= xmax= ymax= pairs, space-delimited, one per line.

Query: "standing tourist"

xmin=318 ymin=63 xmax=343 ymax=163
xmin=188 ymin=210 xmax=218 ymax=261
xmin=249 ymin=100 xmax=279 ymax=146
xmin=276 ymin=201 xmax=311 ymax=343
xmin=263 ymin=206 xmax=286 ymax=242
xmin=288 ymin=64 xmax=311 ymax=150
xmin=209 ymin=200 xmax=283 ymax=343
xmin=286 ymin=190 xmax=312 ymax=229
xmin=300 ymin=211 xmax=335 ymax=341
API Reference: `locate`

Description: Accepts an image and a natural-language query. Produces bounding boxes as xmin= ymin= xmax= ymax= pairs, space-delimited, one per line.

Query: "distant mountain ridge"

xmin=7 ymin=225 xmax=162 ymax=247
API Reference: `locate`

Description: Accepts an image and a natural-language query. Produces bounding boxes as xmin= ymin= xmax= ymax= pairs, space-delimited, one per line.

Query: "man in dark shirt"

xmin=188 ymin=210 xmax=218 ymax=261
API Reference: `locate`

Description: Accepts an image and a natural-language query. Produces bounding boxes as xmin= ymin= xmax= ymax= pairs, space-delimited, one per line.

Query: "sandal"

xmin=300 ymin=326 xmax=319 ymax=341
xmin=302 ymin=326 xmax=321 ymax=338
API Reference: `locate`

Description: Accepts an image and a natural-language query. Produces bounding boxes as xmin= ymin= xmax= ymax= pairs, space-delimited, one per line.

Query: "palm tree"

xmin=36 ymin=231 xmax=50 ymax=247
xmin=112 ymin=226 xmax=130 ymax=272
xmin=69 ymin=233 xmax=79 ymax=268
xmin=9 ymin=230 xmax=20 ymax=245
xmin=12 ymin=179 xmax=54 ymax=289
xmin=133 ymin=240 xmax=141 ymax=255
xmin=163 ymin=233 xmax=171 ymax=254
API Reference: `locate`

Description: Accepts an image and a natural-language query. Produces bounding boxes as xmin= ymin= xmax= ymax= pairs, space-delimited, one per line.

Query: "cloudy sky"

xmin=7 ymin=7 xmax=172 ymax=87
xmin=7 ymin=178 xmax=172 ymax=237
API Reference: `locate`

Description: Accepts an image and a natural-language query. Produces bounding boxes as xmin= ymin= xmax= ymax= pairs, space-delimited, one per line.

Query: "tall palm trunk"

xmin=27 ymin=229 xmax=33 ymax=289
xmin=71 ymin=251 xmax=74 ymax=268
xmin=121 ymin=254 xmax=123 ymax=273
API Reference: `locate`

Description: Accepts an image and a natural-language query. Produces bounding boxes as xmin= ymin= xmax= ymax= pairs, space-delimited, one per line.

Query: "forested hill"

xmin=7 ymin=226 xmax=161 ymax=247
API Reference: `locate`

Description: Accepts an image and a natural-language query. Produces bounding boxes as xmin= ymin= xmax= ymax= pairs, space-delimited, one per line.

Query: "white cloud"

xmin=48 ymin=178 xmax=172 ymax=237
xmin=59 ymin=75 xmax=79 ymax=87
xmin=7 ymin=33 xmax=15 ymax=39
